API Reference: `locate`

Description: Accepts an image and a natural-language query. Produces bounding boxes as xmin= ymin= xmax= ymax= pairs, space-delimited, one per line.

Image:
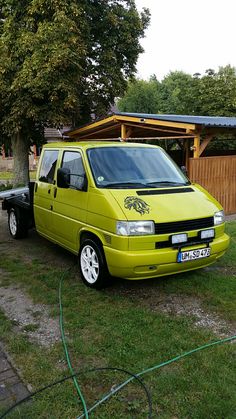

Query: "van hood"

xmin=109 ymin=184 xmax=221 ymax=222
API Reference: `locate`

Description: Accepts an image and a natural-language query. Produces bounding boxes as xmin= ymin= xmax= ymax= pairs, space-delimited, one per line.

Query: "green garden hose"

xmin=1 ymin=268 xmax=235 ymax=419
xmin=77 ymin=333 xmax=236 ymax=418
xmin=59 ymin=270 xmax=89 ymax=419
xmin=60 ymin=269 xmax=236 ymax=419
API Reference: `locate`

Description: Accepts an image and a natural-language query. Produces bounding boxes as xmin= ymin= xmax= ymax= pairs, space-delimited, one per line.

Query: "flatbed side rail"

xmin=0 ymin=186 xmax=29 ymax=200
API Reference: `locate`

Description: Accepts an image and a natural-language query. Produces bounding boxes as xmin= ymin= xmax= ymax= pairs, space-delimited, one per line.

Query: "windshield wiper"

xmin=102 ymin=182 xmax=151 ymax=189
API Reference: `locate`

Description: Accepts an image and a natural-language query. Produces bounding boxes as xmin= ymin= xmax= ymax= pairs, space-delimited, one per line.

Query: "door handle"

xmin=53 ymin=187 xmax=57 ymax=198
xmin=50 ymin=205 xmax=53 ymax=211
xmin=48 ymin=188 xmax=51 ymax=194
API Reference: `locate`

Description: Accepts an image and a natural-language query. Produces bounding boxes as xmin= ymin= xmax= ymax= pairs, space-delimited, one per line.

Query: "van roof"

xmin=43 ymin=141 xmax=160 ymax=150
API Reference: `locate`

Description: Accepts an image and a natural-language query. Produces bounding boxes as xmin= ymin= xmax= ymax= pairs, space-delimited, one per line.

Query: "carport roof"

xmin=115 ymin=113 xmax=236 ymax=128
xmin=65 ymin=112 xmax=236 ymax=140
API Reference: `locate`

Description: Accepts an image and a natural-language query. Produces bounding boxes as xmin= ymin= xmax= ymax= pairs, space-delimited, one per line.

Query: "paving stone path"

xmin=0 ymin=345 xmax=30 ymax=411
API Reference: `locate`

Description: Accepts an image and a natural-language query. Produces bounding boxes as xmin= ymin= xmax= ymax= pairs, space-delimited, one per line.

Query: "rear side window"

xmin=39 ymin=150 xmax=59 ymax=184
xmin=61 ymin=151 xmax=85 ymax=189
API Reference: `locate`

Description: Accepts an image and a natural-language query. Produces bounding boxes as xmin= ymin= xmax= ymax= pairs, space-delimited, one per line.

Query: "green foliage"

xmin=117 ymin=66 xmax=236 ymax=150
xmin=198 ymin=66 xmax=236 ymax=116
xmin=0 ymin=1 xmax=150 ymax=183
xmin=0 ymin=0 xmax=150 ymax=139
xmin=118 ymin=66 xmax=236 ymax=118
xmin=118 ymin=78 xmax=161 ymax=113
xmin=158 ymin=71 xmax=195 ymax=115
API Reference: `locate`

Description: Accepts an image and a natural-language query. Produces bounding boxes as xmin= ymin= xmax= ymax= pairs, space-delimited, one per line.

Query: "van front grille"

xmin=155 ymin=217 xmax=214 ymax=235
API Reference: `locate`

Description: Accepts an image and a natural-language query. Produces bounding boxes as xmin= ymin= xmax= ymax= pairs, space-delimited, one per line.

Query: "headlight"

xmin=214 ymin=210 xmax=225 ymax=225
xmin=116 ymin=221 xmax=155 ymax=236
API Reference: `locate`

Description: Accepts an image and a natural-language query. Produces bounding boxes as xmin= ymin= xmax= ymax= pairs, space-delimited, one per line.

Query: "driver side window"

xmin=61 ymin=151 xmax=85 ymax=189
xmin=39 ymin=150 xmax=59 ymax=184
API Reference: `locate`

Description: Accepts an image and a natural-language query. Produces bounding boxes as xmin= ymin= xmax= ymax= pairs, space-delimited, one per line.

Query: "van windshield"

xmin=87 ymin=146 xmax=189 ymax=188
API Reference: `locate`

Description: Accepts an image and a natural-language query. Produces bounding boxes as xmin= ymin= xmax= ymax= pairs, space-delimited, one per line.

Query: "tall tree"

xmin=118 ymin=66 xmax=236 ymax=118
xmin=118 ymin=77 xmax=161 ymax=113
xmin=198 ymin=66 xmax=236 ymax=116
xmin=159 ymin=71 xmax=199 ymax=115
xmin=0 ymin=0 xmax=150 ymax=184
xmin=118 ymin=71 xmax=199 ymax=115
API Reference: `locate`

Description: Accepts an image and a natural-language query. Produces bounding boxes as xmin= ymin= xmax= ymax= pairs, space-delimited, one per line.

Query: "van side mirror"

xmin=57 ymin=167 xmax=88 ymax=191
xmin=57 ymin=167 xmax=70 ymax=188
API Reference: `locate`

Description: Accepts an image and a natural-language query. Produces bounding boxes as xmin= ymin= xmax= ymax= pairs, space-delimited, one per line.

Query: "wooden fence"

xmin=189 ymin=155 xmax=236 ymax=214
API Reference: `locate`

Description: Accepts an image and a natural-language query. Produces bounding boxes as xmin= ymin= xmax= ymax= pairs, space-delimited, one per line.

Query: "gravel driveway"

xmin=0 ymin=208 xmax=65 ymax=347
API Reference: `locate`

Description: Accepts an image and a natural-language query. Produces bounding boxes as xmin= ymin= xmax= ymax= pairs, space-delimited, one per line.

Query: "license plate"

xmin=177 ymin=247 xmax=211 ymax=263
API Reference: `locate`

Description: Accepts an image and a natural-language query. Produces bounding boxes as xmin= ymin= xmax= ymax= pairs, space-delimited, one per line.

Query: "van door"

xmin=34 ymin=149 xmax=59 ymax=237
xmin=51 ymin=150 xmax=88 ymax=252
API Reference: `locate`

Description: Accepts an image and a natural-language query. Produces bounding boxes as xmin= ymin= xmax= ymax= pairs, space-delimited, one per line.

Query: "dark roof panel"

xmin=116 ymin=112 xmax=236 ymax=128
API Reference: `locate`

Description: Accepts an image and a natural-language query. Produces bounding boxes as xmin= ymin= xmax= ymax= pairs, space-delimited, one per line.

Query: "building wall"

xmin=0 ymin=150 xmax=39 ymax=171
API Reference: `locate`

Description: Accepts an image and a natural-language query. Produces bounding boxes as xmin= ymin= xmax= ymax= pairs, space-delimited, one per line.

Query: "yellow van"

xmin=27 ymin=141 xmax=229 ymax=288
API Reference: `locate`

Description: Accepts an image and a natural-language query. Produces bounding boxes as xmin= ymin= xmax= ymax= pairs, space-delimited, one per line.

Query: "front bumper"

xmin=104 ymin=233 xmax=230 ymax=280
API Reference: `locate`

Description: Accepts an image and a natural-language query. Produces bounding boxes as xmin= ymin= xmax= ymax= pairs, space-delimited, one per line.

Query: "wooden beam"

xmin=77 ymin=123 xmax=120 ymax=139
xmin=193 ymin=135 xmax=200 ymax=158
xmin=78 ymin=123 xmax=132 ymax=140
xmin=126 ymin=127 xmax=133 ymax=138
xmin=128 ymin=136 xmax=194 ymax=140
xmin=120 ymin=122 xmax=188 ymax=136
xmin=68 ymin=115 xmax=115 ymax=136
xmin=199 ymin=136 xmax=213 ymax=156
xmin=65 ymin=136 xmax=195 ymax=143
xmin=70 ymin=121 xmax=189 ymax=140
xmin=115 ymin=115 xmax=196 ymax=131
xmin=80 ymin=136 xmax=196 ymax=141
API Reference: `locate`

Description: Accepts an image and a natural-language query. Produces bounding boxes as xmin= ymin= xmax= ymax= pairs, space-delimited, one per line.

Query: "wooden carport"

xmin=66 ymin=113 xmax=236 ymax=214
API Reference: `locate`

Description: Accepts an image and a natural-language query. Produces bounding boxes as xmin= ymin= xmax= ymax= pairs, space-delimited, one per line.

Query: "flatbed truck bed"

xmin=1 ymin=182 xmax=35 ymax=238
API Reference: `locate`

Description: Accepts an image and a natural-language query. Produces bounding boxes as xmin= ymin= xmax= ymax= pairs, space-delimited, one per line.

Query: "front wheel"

xmin=79 ymin=239 xmax=109 ymax=289
xmin=8 ymin=208 xmax=28 ymax=239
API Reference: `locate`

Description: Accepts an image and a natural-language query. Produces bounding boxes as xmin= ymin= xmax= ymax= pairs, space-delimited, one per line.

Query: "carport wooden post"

xmin=193 ymin=135 xmax=201 ymax=158
xmin=121 ymin=124 xmax=127 ymax=140
xmin=193 ymin=134 xmax=212 ymax=159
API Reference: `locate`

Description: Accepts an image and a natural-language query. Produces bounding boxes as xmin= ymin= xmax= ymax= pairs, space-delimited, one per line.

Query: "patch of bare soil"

xmin=0 ymin=284 xmax=60 ymax=347
xmin=108 ymin=283 xmax=236 ymax=338
xmin=148 ymin=294 xmax=236 ymax=337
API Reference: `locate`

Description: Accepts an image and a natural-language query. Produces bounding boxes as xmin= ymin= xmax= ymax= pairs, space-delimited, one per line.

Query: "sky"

xmin=135 ymin=0 xmax=236 ymax=81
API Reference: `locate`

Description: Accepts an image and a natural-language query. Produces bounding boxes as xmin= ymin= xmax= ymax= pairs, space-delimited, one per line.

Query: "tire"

xmin=8 ymin=208 xmax=28 ymax=239
xmin=79 ymin=239 xmax=109 ymax=289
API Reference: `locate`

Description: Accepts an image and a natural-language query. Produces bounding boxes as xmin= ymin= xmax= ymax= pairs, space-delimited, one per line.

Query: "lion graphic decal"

xmin=124 ymin=196 xmax=150 ymax=215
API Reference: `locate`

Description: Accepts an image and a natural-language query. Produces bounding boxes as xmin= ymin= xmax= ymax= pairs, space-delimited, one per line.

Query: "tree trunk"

xmin=11 ymin=132 xmax=29 ymax=186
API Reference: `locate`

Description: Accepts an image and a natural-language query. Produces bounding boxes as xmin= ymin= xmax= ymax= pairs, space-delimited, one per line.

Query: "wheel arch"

xmin=79 ymin=229 xmax=105 ymax=250
xmin=78 ymin=232 xmax=110 ymax=289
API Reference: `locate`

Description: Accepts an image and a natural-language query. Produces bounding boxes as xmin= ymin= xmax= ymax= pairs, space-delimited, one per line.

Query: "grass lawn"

xmin=0 ymin=170 xmax=36 ymax=180
xmin=0 ymin=222 xmax=235 ymax=418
